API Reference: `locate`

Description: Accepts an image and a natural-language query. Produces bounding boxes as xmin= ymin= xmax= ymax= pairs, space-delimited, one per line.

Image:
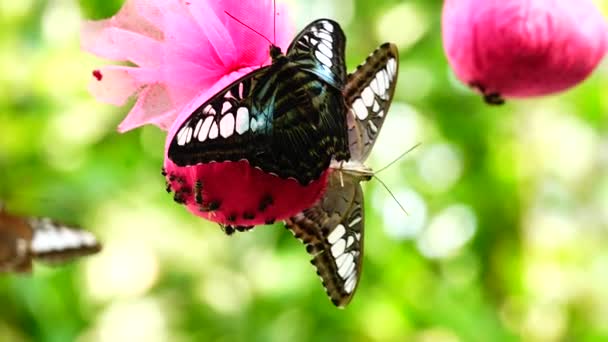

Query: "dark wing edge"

xmin=167 ymin=66 xmax=271 ymax=168
xmin=344 ymin=43 xmax=399 ymax=162
xmin=286 ymin=19 xmax=347 ymax=89
xmin=284 ymin=172 xmax=364 ymax=307
xmin=28 ymin=218 xmax=101 ymax=264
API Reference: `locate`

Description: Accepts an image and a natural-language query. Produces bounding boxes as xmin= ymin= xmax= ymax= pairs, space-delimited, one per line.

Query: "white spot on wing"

xmin=209 ymin=121 xmax=219 ymax=139
xmin=198 ymin=116 xmax=214 ymax=141
xmin=376 ymin=70 xmax=385 ymax=91
xmin=221 ymin=102 xmax=232 ymax=115
xmin=370 ymin=78 xmax=380 ymax=95
xmin=327 ymin=224 xmax=346 ymax=244
xmin=176 ymin=126 xmax=188 ymax=146
xmin=193 ymin=119 xmax=203 ymax=138
xmin=322 ymin=21 xmax=334 ymax=32
xmin=220 ymin=113 xmax=235 ymax=138
xmin=372 ymin=100 xmax=380 ymax=112
xmin=250 ymin=117 xmax=258 ymax=132
xmin=388 ymin=58 xmax=397 ymax=76
xmin=342 ymin=260 xmax=356 ymax=279
xmin=317 ymin=43 xmax=333 ymax=58
xmin=315 ymin=50 xmax=332 ymax=68
xmin=335 ymin=253 xmax=349 ymax=269
xmin=337 ymin=253 xmax=354 ymax=278
xmin=186 ymin=127 xmax=193 ymax=144
xmin=346 ymin=236 xmax=355 ymax=247
xmin=349 ymin=216 xmax=362 ymax=227
xmin=331 ymin=239 xmax=346 ymax=257
xmin=316 ymin=31 xmax=333 ymax=43
xmin=352 ymin=98 xmax=368 ymax=120
xmin=361 ymin=87 xmax=374 ymax=107
xmin=235 ymin=107 xmax=249 ymax=135
xmin=369 ymin=120 xmax=378 ymax=133
xmin=344 ymin=274 xmax=357 ymax=293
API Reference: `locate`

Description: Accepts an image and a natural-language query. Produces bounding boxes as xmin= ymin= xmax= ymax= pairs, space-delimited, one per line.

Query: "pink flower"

xmin=442 ymin=0 xmax=608 ymax=102
xmin=82 ymin=0 xmax=293 ymax=132
xmin=84 ymin=0 xmax=330 ymax=227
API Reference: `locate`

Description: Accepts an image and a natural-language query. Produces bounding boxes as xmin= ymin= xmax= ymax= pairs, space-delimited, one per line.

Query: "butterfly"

xmin=285 ymin=42 xmax=399 ymax=307
xmin=168 ymin=19 xmax=351 ymax=185
xmin=0 ymin=205 xmax=101 ymax=273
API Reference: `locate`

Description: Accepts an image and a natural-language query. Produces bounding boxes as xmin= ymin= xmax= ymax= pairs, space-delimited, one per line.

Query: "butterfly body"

xmin=0 ymin=208 xmax=101 ymax=274
xmin=169 ymin=19 xmax=350 ymax=185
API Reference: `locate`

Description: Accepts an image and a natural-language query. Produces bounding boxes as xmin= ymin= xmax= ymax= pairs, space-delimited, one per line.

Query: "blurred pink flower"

xmin=442 ymin=0 xmax=608 ymax=102
xmin=82 ymin=0 xmax=293 ymax=132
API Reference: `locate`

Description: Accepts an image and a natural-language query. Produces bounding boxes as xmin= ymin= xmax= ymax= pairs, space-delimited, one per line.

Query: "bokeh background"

xmin=1 ymin=0 xmax=608 ymax=341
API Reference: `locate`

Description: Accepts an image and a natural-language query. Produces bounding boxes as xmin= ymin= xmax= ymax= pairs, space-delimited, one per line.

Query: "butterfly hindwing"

xmin=344 ymin=43 xmax=399 ymax=162
xmin=285 ymin=171 xmax=364 ymax=307
xmin=286 ymin=43 xmax=399 ymax=306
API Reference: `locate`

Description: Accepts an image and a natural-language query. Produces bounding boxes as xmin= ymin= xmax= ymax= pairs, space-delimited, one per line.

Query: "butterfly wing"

xmin=344 ymin=43 xmax=399 ymax=162
xmin=168 ymin=67 xmax=272 ymax=168
xmin=168 ymin=21 xmax=351 ymax=185
xmin=28 ymin=218 xmax=101 ymax=264
xmin=286 ymin=19 xmax=347 ymax=89
xmin=284 ymin=43 xmax=398 ymax=306
xmin=0 ymin=211 xmax=34 ymax=273
xmin=284 ymin=171 xmax=364 ymax=307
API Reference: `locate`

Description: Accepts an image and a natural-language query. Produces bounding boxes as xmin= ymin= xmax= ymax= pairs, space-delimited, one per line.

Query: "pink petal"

xmin=87 ymin=67 xmax=139 ymax=106
xmin=187 ymin=1 xmax=237 ymax=68
xmin=84 ymin=0 xmax=296 ymax=132
xmin=81 ymin=24 xmax=163 ymax=67
xmin=118 ymin=83 xmax=177 ymax=132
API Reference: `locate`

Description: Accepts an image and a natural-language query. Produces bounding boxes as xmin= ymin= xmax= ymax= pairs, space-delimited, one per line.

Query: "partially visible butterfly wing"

xmin=344 ymin=43 xmax=399 ymax=162
xmin=286 ymin=19 xmax=346 ymax=89
xmin=0 ymin=211 xmax=33 ymax=273
xmin=284 ymin=171 xmax=364 ymax=307
xmin=28 ymin=218 xmax=101 ymax=264
xmin=168 ymin=48 xmax=350 ymax=184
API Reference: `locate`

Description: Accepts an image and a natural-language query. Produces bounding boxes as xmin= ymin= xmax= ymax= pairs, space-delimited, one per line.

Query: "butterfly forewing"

xmin=285 ymin=171 xmax=364 ymax=307
xmin=168 ymin=19 xmax=351 ymax=185
xmin=344 ymin=43 xmax=399 ymax=162
xmin=286 ymin=19 xmax=347 ymax=89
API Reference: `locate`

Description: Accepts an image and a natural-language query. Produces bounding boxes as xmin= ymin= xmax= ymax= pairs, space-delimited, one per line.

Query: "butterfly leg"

xmin=219 ymin=224 xmax=254 ymax=236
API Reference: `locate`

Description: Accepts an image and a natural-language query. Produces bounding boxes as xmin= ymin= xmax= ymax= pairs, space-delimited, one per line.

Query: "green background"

xmin=1 ymin=0 xmax=608 ymax=341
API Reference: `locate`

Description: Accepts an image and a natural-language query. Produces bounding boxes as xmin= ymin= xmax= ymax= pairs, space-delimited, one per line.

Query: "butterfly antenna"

xmin=224 ymin=11 xmax=273 ymax=46
xmin=273 ymin=0 xmax=276 ymax=44
xmin=375 ymin=142 xmax=422 ymax=174
xmin=372 ymin=175 xmax=409 ymax=216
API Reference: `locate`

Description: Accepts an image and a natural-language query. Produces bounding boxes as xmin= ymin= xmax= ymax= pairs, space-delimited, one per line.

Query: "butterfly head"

xmin=269 ymin=44 xmax=284 ymax=62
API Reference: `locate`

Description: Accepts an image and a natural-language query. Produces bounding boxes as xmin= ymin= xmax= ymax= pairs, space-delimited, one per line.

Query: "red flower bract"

xmin=165 ymin=160 xmax=329 ymax=226
xmin=442 ymin=0 xmax=608 ymax=100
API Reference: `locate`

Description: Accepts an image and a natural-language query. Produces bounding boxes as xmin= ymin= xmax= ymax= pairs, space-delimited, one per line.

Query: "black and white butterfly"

xmin=285 ymin=43 xmax=399 ymax=307
xmin=0 ymin=205 xmax=101 ymax=273
xmin=168 ymin=19 xmax=351 ymax=185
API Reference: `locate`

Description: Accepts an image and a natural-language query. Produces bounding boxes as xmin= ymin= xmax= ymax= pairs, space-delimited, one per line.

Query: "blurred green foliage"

xmin=1 ymin=0 xmax=608 ymax=341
